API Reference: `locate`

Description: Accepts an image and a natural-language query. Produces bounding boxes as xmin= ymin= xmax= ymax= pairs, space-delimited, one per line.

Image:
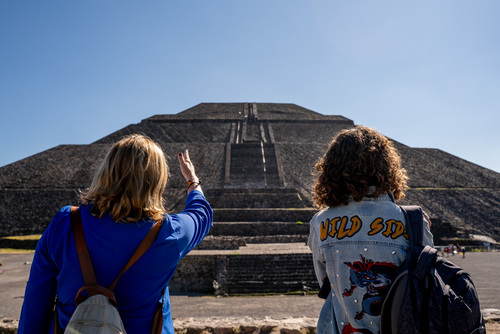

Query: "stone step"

xmin=189 ymin=242 xmax=312 ymax=256
xmin=227 ymin=143 xmax=281 ymax=187
xmin=243 ymin=235 xmax=308 ymax=244
xmin=226 ymin=253 xmax=318 ymax=294
xmin=229 ymin=143 xmax=266 ymax=184
xmin=209 ymin=221 xmax=309 ymax=237
xmin=226 ymin=280 xmax=319 ymax=294
xmin=213 ymin=208 xmax=316 ymax=222
xmin=0 ymin=237 xmax=39 ymax=250
xmin=205 ymin=188 xmax=311 ymax=208
xmin=170 ymin=243 xmax=318 ymax=294
xmin=229 ymin=271 xmax=316 ymax=280
xmin=227 ymin=254 xmax=314 ymax=270
xmin=197 ymin=234 xmax=308 ymax=251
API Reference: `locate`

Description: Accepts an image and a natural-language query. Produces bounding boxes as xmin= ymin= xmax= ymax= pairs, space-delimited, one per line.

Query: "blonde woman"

xmin=308 ymin=126 xmax=432 ymax=334
xmin=19 ymin=134 xmax=213 ymax=333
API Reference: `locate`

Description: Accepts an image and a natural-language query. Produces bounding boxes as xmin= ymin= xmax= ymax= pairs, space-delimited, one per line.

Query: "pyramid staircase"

xmin=170 ymin=104 xmax=319 ymax=295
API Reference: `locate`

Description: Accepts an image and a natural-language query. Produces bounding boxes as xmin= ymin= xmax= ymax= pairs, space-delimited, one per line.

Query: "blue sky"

xmin=1 ymin=1 xmax=499 ymax=173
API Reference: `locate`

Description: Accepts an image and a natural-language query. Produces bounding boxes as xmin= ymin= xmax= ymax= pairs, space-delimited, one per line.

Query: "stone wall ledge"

xmin=0 ymin=317 xmax=318 ymax=334
xmin=172 ymin=317 xmax=318 ymax=334
xmin=3 ymin=312 xmax=500 ymax=334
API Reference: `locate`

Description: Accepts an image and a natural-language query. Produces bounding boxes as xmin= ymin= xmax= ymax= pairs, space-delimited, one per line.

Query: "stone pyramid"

xmin=1 ymin=102 xmax=499 ymax=244
xmin=2 ymin=102 xmax=500 ymax=294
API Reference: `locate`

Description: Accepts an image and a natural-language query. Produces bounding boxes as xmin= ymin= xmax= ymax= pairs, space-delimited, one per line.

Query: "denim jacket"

xmin=308 ymin=192 xmax=433 ymax=334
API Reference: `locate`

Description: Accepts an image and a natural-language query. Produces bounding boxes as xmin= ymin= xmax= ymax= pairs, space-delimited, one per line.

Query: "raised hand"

xmin=177 ymin=149 xmax=201 ymax=193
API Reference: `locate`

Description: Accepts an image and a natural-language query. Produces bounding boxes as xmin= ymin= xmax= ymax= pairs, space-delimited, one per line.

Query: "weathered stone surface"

xmin=168 ymin=246 xmax=319 ymax=294
xmin=172 ymin=317 xmax=319 ymax=334
xmin=1 ymin=103 xmax=499 ymax=243
xmin=484 ymin=308 xmax=500 ymax=322
xmin=0 ymin=318 xmax=18 ymax=334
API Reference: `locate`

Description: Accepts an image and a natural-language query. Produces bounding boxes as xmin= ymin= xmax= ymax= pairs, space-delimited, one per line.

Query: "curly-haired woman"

xmin=308 ymin=126 xmax=433 ymax=334
xmin=19 ymin=134 xmax=213 ymax=334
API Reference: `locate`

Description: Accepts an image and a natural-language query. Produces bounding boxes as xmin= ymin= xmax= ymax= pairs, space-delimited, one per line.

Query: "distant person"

xmin=19 ymin=134 xmax=213 ymax=333
xmin=308 ymin=126 xmax=433 ymax=334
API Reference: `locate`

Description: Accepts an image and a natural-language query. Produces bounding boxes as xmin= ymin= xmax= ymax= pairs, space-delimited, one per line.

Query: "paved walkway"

xmin=1 ymin=250 xmax=500 ymax=320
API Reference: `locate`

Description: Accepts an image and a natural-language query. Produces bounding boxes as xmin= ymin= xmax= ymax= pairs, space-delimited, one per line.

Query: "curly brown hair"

xmin=313 ymin=126 xmax=408 ymax=208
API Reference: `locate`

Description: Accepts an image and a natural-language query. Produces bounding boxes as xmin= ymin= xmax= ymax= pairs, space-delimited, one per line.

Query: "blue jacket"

xmin=19 ymin=190 xmax=213 ymax=334
xmin=308 ymin=192 xmax=433 ymax=334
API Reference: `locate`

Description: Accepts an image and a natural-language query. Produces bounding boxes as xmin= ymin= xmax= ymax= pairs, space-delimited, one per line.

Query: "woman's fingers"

xmin=178 ymin=149 xmax=197 ymax=181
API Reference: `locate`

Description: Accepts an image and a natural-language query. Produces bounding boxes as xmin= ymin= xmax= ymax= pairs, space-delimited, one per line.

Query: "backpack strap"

xmin=108 ymin=219 xmax=162 ymax=291
xmin=413 ymin=245 xmax=438 ymax=280
xmin=152 ymin=288 xmax=166 ymax=334
xmin=70 ymin=206 xmax=163 ymax=293
xmin=70 ymin=206 xmax=97 ymax=286
xmin=400 ymin=205 xmax=424 ymax=247
xmin=400 ymin=206 xmax=438 ymax=280
xmin=74 ymin=284 xmax=119 ymax=305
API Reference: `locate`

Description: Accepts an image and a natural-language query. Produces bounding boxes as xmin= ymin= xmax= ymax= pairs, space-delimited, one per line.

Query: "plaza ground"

xmin=1 ymin=250 xmax=499 ymax=332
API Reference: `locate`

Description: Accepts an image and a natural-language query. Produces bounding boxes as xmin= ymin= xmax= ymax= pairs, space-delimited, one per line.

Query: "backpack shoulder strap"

xmin=70 ymin=206 xmax=97 ymax=285
xmin=71 ymin=206 xmax=163 ymax=291
xmin=108 ymin=219 xmax=163 ymax=291
xmin=413 ymin=245 xmax=438 ymax=280
xmin=400 ymin=205 xmax=424 ymax=247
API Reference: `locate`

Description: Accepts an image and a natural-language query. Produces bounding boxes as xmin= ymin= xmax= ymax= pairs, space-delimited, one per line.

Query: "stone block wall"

xmin=169 ymin=253 xmax=319 ymax=295
xmin=212 ymin=209 xmax=316 ymax=223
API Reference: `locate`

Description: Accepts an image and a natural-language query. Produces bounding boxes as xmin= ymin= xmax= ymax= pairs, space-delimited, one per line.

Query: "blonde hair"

xmin=313 ymin=126 xmax=408 ymax=208
xmin=81 ymin=134 xmax=169 ymax=222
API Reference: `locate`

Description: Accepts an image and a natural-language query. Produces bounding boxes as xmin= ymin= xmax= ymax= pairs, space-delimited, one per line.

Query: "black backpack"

xmin=380 ymin=206 xmax=485 ymax=334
